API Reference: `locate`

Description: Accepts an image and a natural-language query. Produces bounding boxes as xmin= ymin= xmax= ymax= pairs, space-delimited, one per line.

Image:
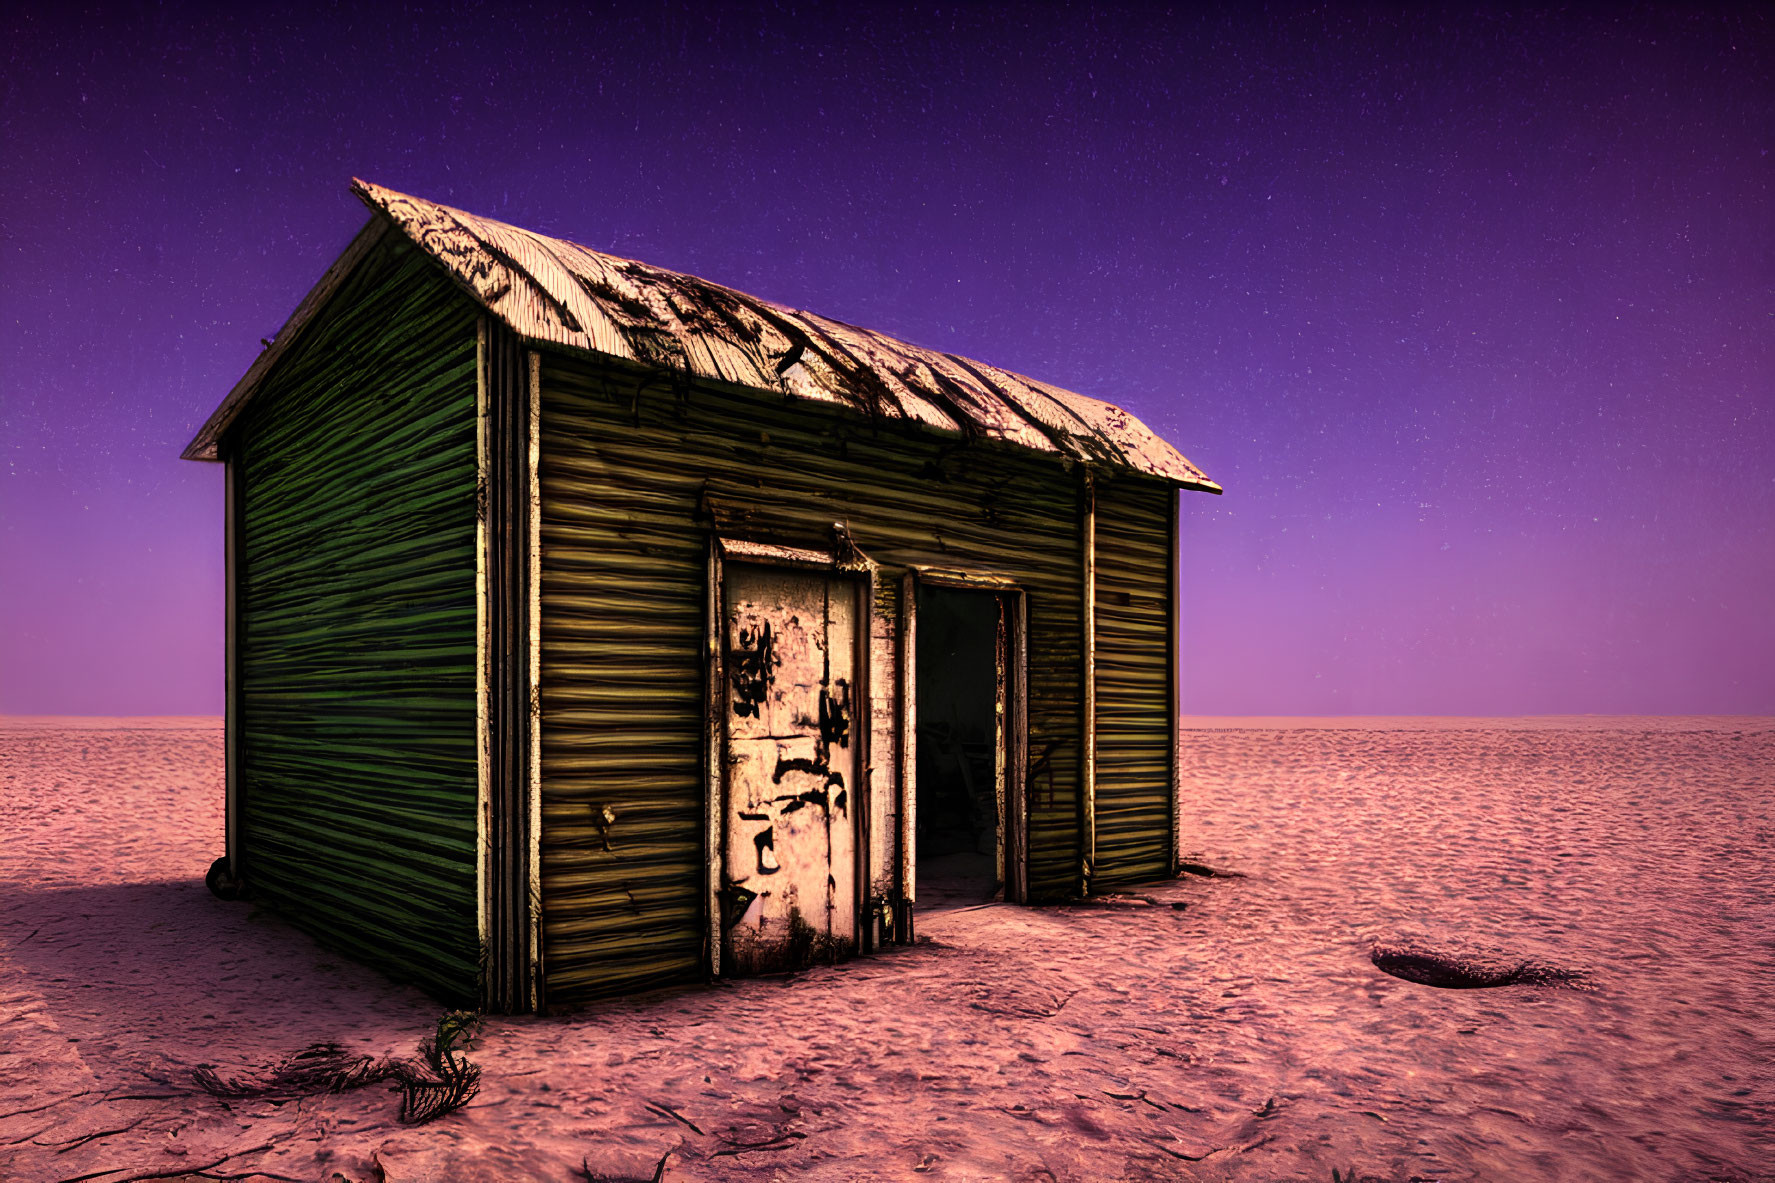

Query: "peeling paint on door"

xmin=722 ymin=565 xmax=859 ymax=974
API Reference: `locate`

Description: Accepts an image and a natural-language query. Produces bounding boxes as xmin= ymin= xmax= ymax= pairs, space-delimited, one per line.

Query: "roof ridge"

xmin=184 ymin=179 xmax=1219 ymax=493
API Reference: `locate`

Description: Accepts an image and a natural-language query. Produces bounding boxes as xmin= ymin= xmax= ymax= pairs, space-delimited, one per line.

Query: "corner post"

xmin=705 ymin=539 xmax=726 ymax=978
xmin=1168 ymin=486 xmax=1182 ymax=876
xmin=853 ymin=557 xmax=875 ymax=952
xmin=1081 ymin=470 xmax=1097 ymax=896
xmin=224 ymin=453 xmax=242 ymax=881
xmin=526 ymin=350 xmax=545 ymax=1012
xmin=992 ymin=594 xmax=1009 ymax=903
xmin=474 ymin=319 xmax=493 ymax=1003
xmin=1011 ymin=588 xmax=1030 ymax=904
xmin=897 ymin=569 xmax=918 ymax=940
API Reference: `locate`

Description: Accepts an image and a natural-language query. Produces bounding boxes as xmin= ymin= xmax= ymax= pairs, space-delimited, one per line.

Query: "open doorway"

xmin=915 ymin=584 xmax=1002 ymax=909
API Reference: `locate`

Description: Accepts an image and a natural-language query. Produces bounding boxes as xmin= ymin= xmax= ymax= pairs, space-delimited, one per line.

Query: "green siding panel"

xmin=234 ymin=240 xmax=480 ymax=1004
xmin=539 ymin=358 xmax=1085 ymax=1004
xmin=1092 ymin=475 xmax=1175 ymax=886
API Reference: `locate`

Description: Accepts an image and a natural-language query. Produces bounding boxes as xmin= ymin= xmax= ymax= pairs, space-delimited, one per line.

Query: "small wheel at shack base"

xmin=206 ymin=855 xmax=243 ymax=901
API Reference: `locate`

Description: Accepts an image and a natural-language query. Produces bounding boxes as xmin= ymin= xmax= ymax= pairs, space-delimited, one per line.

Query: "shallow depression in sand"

xmin=1174 ymin=717 xmax=1775 ymax=1181
xmin=0 ymin=718 xmax=1771 ymax=1182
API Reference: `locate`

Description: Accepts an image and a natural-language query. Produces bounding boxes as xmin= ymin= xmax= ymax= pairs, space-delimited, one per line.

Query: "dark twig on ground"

xmin=1150 ymin=1133 xmax=1271 ymax=1161
xmin=644 ymin=1102 xmax=703 ymax=1135
xmin=709 ymin=1130 xmax=805 ymax=1157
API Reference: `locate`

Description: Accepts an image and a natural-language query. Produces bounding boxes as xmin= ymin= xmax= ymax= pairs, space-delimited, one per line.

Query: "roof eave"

xmin=180 ymin=215 xmax=392 ymax=461
xmin=1085 ymin=461 xmax=1222 ymax=495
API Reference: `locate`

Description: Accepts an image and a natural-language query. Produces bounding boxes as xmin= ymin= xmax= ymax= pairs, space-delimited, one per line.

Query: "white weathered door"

xmin=721 ymin=564 xmax=858 ymax=974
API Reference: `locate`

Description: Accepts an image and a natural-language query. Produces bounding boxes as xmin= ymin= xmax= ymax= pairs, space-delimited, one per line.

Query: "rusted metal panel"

xmin=1090 ymin=473 xmax=1176 ymax=887
xmin=536 ymin=356 xmax=1085 ymax=1004
xmin=215 ymin=180 xmax=1222 ymax=494
xmin=188 ymin=184 xmax=1219 ymax=492
xmin=818 ymin=322 xmax=1055 ymax=453
xmin=232 ymin=236 xmax=480 ymax=1005
xmin=1035 ymin=377 xmax=1217 ymax=490
xmin=720 ymin=564 xmax=862 ymax=973
xmin=791 ymin=311 xmax=964 ymax=432
xmin=703 ymin=535 xmax=879 ymax=966
xmin=360 ymin=185 xmax=633 ymax=361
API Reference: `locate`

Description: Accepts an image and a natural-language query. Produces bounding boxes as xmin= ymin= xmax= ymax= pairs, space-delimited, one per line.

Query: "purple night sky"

xmin=2 ymin=4 xmax=1770 ymax=717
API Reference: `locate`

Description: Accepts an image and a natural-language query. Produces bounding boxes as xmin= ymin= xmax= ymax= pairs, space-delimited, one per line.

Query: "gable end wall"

xmin=230 ymin=238 xmax=481 ymax=1004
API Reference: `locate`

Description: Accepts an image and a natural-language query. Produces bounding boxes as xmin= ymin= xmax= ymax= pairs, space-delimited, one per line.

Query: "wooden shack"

xmin=183 ymin=180 xmax=1221 ymax=1012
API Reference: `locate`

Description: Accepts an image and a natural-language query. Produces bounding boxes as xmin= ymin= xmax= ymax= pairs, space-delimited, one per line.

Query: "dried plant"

xmin=394 ymin=1010 xmax=483 ymax=1124
xmin=194 ymin=1010 xmax=483 ymax=1125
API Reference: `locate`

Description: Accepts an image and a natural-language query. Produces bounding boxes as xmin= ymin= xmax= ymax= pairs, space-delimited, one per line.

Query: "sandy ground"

xmin=2 ymin=718 xmax=1772 ymax=1183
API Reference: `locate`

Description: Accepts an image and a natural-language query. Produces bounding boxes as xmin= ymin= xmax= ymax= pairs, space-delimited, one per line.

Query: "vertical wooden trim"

xmin=1081 ymin=471 xmax=1097 ymax=896
xmin=473 ymin=319 xmax=492 ymax=1001
xmin=486 ymin=322 xmax=525 ymax=1011
xmin=853 ymin=568 xmax=874 ymax=951
xmin=704 ymin=541 xmax=726 ymax=978
xmin=1011 ymin=588 xmax=1030 ymax=905
xmin=897 ymin=569 xmax=918 ymax=930
xmin=992 ymin=594 xmax=1008 ymax=900
xmin=223 ymin=453 xmax=241 ymax=881
xmin=1167 ymin=487 xmax=1182 ymax=876
xmin=525 ymin=349 xmax=544 ymax=1011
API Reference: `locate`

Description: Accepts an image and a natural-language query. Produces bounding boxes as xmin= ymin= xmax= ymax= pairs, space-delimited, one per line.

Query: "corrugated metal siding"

xmin=1091 ymin=475 xmax=1176 ymax=887
xmin=538 ymin=357 xmax=1084 ymax=1004
xmin=233 ymin=239 xmax=480 ymax=1004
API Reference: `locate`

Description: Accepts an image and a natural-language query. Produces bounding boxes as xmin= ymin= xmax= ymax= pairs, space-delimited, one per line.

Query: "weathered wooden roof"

xmin=185 ymin=180 xmax=1220 ymax=492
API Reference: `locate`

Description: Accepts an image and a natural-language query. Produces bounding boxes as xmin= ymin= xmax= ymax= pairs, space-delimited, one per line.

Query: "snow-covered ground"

xmin=2 ymin=718 xmax=1770 ymax=1182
